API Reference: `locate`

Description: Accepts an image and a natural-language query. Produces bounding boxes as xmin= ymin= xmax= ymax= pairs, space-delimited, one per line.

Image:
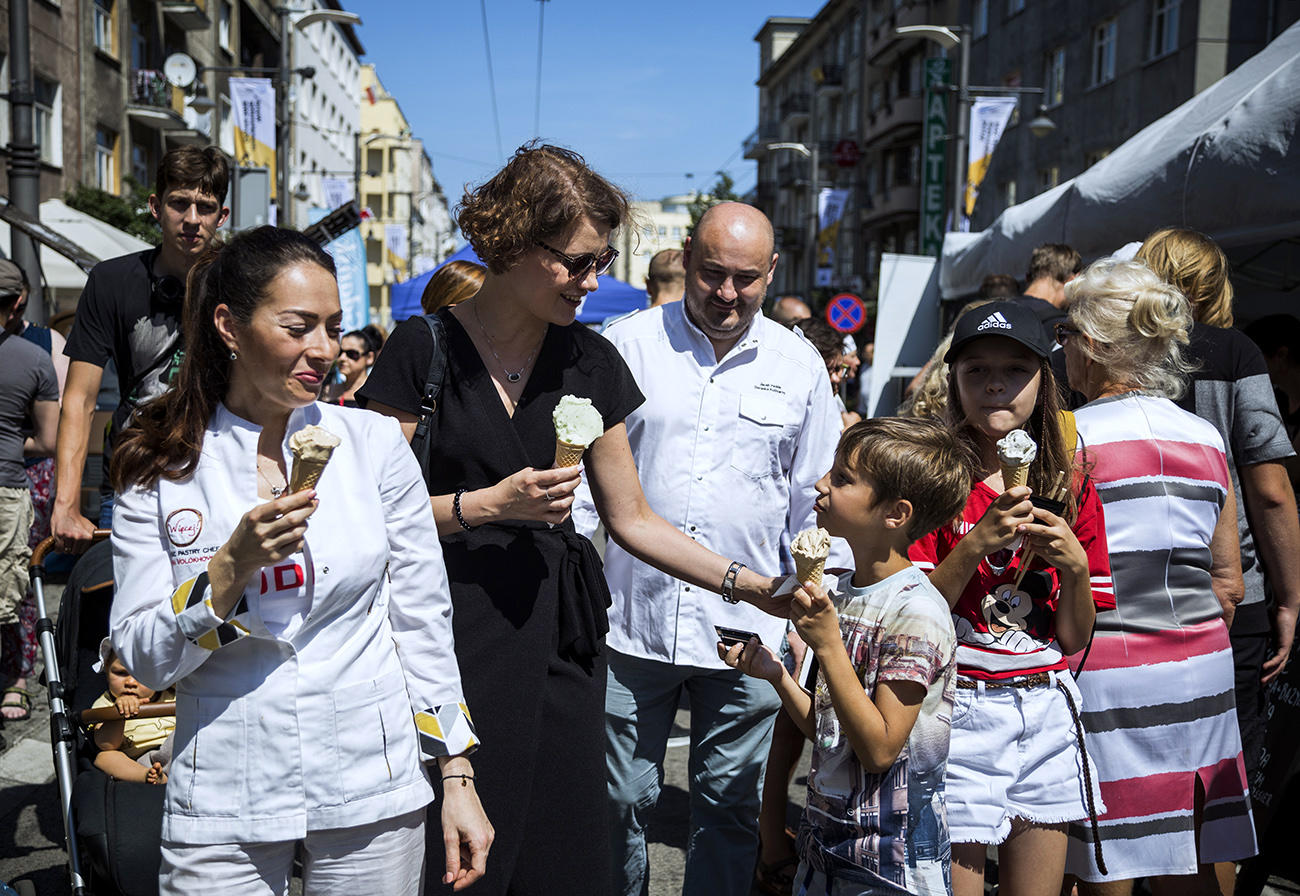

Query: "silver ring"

xmin=545 ymin=488 xmax=552 ymax=500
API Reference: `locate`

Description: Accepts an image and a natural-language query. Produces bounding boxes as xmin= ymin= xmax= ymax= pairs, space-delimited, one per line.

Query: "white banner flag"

xmin=385 ymin=224 xmax=408 ymax=261
xmin=321 ymin=177 xmax=351 ymax=210
xmin=229 ymin=78 xmax=276 ymax=180
xmin=964 ymin=96 xmax=1018 ymax=225
xmin=816 ymin=188 xmax=850 ymax=287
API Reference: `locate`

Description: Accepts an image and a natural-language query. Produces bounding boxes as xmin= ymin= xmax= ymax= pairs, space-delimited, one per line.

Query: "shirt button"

xmin=704 ymin=425 xmax=710 ymax=431
xmin=690 ymin=525 xmax=696 ymax=531
xmin=684 ymin=586 xmax=691 ymax=592
xmin=696 ymin=475 xmax=703 ymax=481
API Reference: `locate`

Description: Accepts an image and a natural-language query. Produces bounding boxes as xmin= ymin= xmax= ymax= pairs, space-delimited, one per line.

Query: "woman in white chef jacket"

xmin=108 ymin=226 xmax=492 ymax=896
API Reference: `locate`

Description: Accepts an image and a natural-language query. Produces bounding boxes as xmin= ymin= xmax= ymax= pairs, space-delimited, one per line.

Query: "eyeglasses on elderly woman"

xmin=1054 ymin=323 xmax=1081 ymax=346
xmin=536 ymin=240 xmax=618 ymax=280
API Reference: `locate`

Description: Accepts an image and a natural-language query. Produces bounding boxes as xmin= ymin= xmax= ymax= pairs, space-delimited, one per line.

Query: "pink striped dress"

xmin=1065 ymin=392 xmax=1256 ymax=880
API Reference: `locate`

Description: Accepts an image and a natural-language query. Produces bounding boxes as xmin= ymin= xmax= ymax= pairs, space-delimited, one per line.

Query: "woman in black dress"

xmin=360 ymin=144 xmax=781 ymax=895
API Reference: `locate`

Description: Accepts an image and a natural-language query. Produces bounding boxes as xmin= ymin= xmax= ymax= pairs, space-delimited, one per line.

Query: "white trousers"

xmin=159 ymin=809 xmax=425 ymax=896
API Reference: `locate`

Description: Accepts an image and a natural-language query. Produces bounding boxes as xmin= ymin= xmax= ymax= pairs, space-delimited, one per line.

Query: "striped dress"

xmin=1065 ymin=392 xmax=1256 ymax=880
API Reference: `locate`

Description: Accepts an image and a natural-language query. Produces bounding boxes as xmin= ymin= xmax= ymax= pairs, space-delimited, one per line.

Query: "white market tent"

xmin=0 ymin=199 xmax=153 ymax=312
xmin=940 ymin=19 xmax=1300 ymax=305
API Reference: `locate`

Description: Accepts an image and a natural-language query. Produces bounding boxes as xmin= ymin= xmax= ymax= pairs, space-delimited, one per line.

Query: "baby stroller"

xmin=29 ymin=532 xmax=174 ymax=896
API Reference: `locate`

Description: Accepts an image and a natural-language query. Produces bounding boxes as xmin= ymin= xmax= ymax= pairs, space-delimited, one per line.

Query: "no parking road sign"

xmin=825 ymin=293 xmax=866 ymax=333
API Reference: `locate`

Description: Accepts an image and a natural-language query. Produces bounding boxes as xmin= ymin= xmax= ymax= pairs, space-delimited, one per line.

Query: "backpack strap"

xmin=410 ymin=312 xmax=448 ymax=486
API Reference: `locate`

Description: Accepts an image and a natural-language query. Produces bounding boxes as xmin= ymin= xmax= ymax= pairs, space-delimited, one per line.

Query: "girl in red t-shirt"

xmin=908 ymin=301 xmax=1113 ymax=896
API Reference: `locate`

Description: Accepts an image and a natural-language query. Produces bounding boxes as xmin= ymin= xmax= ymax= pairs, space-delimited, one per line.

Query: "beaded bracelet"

xmin=442 ymin=774 xmax=476 ymax=787
xmin=453 ymin=488 xmax=476 ymax=532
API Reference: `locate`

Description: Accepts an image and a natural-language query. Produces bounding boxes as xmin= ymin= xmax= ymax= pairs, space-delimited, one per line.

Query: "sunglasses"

xmin=536 ymin=240 xmax=618 ymax=280
xmin=340 ymin=348 xmax=367 ymax=361
xmin=1054 ymin=323 xmax=1081 ymax=346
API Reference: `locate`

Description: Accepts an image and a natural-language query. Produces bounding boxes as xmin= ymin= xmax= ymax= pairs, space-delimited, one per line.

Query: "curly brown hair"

xmin=456 ymin=142 xmax=631 ymax=275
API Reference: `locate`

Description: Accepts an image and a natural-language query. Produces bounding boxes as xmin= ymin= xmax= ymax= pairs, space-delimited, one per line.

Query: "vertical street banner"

xmin=321 ymin=177 xmax=352 ymax=211
xmin=310 ymin=207 xmax=369 ymax=331
xmin=384 ymin=224 xmax=408 ymax=261
xmin=229 ymin=78 xmax=276 ymax=182
xmin=920 ymin=58 xmax=951 ymax=257
xmin=815 ymin=188 xmax=850 ymax=287
xmin=964 ymin=96 xmax=1018 ymax=225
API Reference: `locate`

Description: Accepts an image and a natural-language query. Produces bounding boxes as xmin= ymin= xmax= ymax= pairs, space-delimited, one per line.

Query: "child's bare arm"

xmin=94 ymin=720 xmax=125 ymax=753
xmin=818 ymin=643 xmax=926 ymax=773
xmin=93 ymin=748 xmax=151 ymax=782
xmin=720 ymin=639 xmax=815 ymax=738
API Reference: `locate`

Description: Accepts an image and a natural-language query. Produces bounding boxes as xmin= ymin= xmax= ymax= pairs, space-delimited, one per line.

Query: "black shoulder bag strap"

xmin=410 ymin=312 xmax=448 ymax=485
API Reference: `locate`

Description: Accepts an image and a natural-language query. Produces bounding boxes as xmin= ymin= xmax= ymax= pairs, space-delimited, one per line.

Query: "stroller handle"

xmin=30 ymin=530 xmax=112 ymax=568
xmin=76 ymin=701 xmax=177 ymax=725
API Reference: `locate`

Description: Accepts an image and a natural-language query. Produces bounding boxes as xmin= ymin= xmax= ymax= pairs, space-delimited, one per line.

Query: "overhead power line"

xmin=535 ymin=0 xmax=549 ymax=138
xmin=480 ymin=0 xmax=505 ymax=163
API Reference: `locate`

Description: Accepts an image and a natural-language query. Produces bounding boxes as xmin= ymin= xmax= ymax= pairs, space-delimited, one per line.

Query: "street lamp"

xmin=896 ymin=24 xmax=1055 ymax=230
xmin=766 ymin=142 xmax=821 ymax=298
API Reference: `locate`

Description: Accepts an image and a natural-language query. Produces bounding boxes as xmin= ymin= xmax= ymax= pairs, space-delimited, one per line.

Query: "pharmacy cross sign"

xmin=825 ymin=294 xmax=866 ymax=333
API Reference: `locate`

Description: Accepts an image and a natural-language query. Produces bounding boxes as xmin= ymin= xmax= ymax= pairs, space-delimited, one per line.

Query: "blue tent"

xmin=390 ymin=243 xmax=648 ymax=324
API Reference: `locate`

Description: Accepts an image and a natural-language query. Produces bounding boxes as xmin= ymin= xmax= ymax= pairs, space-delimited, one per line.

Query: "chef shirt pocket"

xmin=177 ymin=695 xmax=246 ymax=817
xmin=730 ymin=394 xmax=792 ymax=479
xmin=332 ymin=669 xmax=419 ymax=802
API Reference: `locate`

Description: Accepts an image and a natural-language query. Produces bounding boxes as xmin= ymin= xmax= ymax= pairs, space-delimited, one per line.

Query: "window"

xmin=95 ymin=127 xmax=116 ymax=190
xmin=1038 ymin=167 xmax=1060 ymax=193
xmin=219 ymin=96 xmax=234 ymax=155
xmin=1044 ymin=47 xmax=1065 ymax=107
xmin=1150 ymin=0 xmax=1179 ymax=58
xmin=94 ymin=0 xmax=114 ymax=54
xmin=1007 ymin=0 xmax=1025 ymax=15
xmin=1085 ymin=148 xmax=1111 ymax=167
xmin=974 ymin=0 xmax=989 ymax=37
xmin=129 ymin=13 xmax=147 ymax=70
xmin=1001 ymin=180 xmax=1017 ymax=208
xmin=1003 ymin=70 xmax=1022 ymax=125
xmin=218 ymin=1 xmax=232 ymax=53
xmin=1091 ymin=19 xmax=1116 ymax=85
xmin=131 ymin=143 xmax=149 ymax=185
xmin=33 ymin=77 xmax=61 ymax=166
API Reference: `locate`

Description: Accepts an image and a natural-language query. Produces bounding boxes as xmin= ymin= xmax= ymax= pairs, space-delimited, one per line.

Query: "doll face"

xmin=106 ymin=655 xmax=155 ymax=702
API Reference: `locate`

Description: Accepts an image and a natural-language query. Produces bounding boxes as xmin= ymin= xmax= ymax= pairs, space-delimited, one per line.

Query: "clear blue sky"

xmin=348 ymin=1 xmax=825 ymax=207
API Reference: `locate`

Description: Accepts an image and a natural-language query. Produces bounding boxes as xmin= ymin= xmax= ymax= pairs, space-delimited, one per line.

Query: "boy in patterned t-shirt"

xmin=723 ymin=418 xmax=973 ymax=896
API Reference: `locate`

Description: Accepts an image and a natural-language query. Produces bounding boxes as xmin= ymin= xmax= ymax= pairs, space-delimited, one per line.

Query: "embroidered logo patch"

xmin=166 ymin=508 xmax=204 ymax=547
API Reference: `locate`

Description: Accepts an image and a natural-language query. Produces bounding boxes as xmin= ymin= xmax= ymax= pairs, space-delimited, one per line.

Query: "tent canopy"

xmin=390 ymin=243 xmax=649 ymax=324
xmin=941 ymin=20 xmax=1300 ymax=300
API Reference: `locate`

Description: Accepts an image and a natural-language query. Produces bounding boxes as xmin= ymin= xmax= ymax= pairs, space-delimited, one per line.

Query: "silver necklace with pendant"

xmin=258 ymin=462 xmax=286 ymax=498
xmin=473 ymin=301 xmax=545 ymax=383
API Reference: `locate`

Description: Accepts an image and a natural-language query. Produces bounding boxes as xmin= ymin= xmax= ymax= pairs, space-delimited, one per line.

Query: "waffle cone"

xmin=1000 ymin=462 xmax=1030 ymax=490
xmin=794 ymin=556 xmax=826 ymax=589
xmin=290 ymin=458 xmax=329 ymax=493
xmin=554 ymin=438 xmax=586 ymax=468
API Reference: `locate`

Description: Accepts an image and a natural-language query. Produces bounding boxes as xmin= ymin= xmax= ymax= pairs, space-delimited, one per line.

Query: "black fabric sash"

xmin=554 ymin=527 xmax=612 ymax=662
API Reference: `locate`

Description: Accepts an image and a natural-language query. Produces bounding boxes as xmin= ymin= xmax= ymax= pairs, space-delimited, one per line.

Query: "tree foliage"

xmin=686 ymin=172 xmax=741 ymax=238
xmin=63 ymin=176 xmax=161 ymax=245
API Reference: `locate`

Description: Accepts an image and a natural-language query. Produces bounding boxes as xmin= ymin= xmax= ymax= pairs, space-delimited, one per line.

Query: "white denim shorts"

xmin=946 ymin=670 xmax=1104 ymax=845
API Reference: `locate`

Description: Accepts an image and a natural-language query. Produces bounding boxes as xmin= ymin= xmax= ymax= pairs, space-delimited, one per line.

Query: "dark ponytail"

xmin=111 ymin=226 xmax=336 ymax=491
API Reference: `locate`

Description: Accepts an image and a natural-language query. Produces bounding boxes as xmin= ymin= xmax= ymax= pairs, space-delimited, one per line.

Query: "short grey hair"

xmin=1064 ymin=258 xmax=1196 ymax=399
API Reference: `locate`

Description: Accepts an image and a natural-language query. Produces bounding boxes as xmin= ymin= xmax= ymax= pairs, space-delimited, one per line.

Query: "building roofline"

xmin=321 ymin=0 xmax=366 ymax=57
xmin=756 ymin=0 xmax=856 ymax=86
xmin=753 ymin=16 xmax=813 ymax=42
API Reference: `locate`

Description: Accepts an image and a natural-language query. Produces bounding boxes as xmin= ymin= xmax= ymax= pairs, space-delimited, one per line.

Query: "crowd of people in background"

xmin=0 ymin=139 xmax=1296 ymax=896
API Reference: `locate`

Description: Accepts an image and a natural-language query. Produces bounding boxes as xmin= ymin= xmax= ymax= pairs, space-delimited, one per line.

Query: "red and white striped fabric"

xmin=1065 ymin=392 xmax=1256 ymax=880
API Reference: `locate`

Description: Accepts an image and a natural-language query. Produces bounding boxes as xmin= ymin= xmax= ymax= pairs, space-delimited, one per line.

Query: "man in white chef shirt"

xmin=572 ymin=202 xmax=849 ymax=896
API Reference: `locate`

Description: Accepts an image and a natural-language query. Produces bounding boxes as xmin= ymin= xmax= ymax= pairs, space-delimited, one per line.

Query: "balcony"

xmin=863 ymin=95 xmax=925 ymax=148
xmin=859 ymin=186 xmax=921 ymax=227
xmin=866 ymin=3 xmax=932 ymax=66
xmin=780 ymin=93 xmax=810 ymax=126
xmin=814 ymin=64 xmax=844 ymax=96
xmin=160 ymin=0 xmax=210 ymax=30
xmin=127 ymin=70 xmax=185 ymax=129
xmin=743 ymin=123 xmax=782 ymax=160
xmin=777 ymin=161 xmax=807 ymax=189
xmin=755 ymin=181 xmax=778 ymax=210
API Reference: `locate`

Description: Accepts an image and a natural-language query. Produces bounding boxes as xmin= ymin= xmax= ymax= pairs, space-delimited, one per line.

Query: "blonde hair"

xmin=899 ymin=334 xmax=953 ymax=420
xmin=1065 ymin=258 xmax=1195 ymax=399
xmin=1135 ymin=228 xmax=1233 ymax=328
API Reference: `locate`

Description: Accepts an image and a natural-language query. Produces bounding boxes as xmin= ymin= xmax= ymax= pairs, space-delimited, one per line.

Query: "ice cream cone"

xmin=290 ymin=459 xmax=329 ymax=493
xmin=555 ymin=438 xmax=586 ymax=468
xmin=794 ymin=555 xmax=826 ymax=589
xmin=1001 ymin=462 xmax=1030 ymax=490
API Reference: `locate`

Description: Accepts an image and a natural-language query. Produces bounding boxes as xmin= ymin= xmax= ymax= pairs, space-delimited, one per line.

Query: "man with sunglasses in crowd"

xmin=52 ymin=146 xmax=230 ymax=552
xmin=573 ymin=201 xmax=849 ymax=896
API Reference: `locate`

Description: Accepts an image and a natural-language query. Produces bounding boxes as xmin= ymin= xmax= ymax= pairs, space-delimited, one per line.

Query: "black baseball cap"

xmin=944 ymin=300 xmax=1052 ymax=364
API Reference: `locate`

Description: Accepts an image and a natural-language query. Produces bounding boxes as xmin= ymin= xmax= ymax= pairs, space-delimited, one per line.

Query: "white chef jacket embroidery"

xmin=111 ymin=403 xmax=473 ymax=844
xmin=572 ymin=304 xmax=851 ymax=668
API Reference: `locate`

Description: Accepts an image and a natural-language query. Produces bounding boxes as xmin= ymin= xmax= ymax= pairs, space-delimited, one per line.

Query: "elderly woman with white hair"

xmin=1058 ymin=259 xmax=1256 ymax=895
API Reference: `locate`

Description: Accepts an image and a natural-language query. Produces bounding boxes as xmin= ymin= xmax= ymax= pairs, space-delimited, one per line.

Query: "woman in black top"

xmin=361 ymin=143 xmax=783 ymax=895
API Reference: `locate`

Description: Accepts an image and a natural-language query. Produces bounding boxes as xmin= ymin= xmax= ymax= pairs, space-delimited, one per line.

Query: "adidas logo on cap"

xmin=976 ymin=312 xmax=1013 ymax=332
